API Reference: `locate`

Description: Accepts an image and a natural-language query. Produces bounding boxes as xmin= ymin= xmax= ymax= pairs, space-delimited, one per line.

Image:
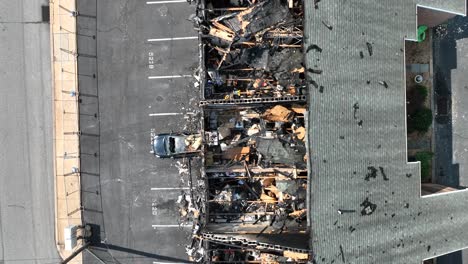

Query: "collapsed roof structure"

xmin=203 ymin=105 xmax=308 ymax=233
xmin=184 ymin=0 xmax=311 ymax=262
xmin=194 ymin=0 xmax=306 ymax=105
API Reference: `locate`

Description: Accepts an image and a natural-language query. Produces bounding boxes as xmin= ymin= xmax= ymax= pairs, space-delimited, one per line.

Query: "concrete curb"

xmin=429 ymin=29 xmax=437 ymax=184
xmin=49 ymin=0 xmax=59 ymax=259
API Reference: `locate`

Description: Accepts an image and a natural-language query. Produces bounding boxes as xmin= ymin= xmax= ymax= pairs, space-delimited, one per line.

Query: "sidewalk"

xmin=50 ymin=0 xmax=83 ymax=262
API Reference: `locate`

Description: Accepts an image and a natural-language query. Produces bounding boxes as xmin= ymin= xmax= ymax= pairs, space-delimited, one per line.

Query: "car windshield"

xmin=167 ymin=137 xmax=176 ymax=153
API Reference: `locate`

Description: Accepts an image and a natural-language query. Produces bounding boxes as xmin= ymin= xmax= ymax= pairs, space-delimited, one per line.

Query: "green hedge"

xmin=415 ymin=151 xmax=433 ymax=181
xmin=414 ymin=85 xmax=428 ymax=99
xmin=409 ymin=107 xmax=432 ymax=133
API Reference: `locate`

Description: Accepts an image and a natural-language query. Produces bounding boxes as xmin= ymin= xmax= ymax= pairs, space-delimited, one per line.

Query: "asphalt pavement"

xmin=77 ymin=0 xmax=201 ymax=263
xmin=0 ymin=0 xmax=60 ymax=263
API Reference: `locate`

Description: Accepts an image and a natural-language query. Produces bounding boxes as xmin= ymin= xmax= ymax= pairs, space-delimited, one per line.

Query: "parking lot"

xmin=77 ymin=0 xmax=201 ymax=262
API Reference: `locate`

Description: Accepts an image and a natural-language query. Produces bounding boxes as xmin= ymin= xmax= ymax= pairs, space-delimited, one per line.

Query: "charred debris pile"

xmin=204 ymin=104 xmax=307 ymax=170
xmin=204 ymin=104 xmax=308 ymax=228
xmin=193 ymin=0 xmax=306 ymax=104
xmin=185 ymin=104 xmax=310 ymax=262
xmin=184 ymin=0 xmax=311 ymax=262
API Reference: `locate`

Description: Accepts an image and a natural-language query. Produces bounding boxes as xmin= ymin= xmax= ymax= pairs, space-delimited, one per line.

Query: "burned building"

xmin=184 ymin=0 xmax=311 ymax=262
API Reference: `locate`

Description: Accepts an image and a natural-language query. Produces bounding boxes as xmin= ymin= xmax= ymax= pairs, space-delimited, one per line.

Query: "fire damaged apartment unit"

xmin=203 ymin=104 xmax=308 ymax=230
xmin=184 ymin=0 xmax=311 ymax=262
xmin=196 ymin=0 xmax=306 ymax=105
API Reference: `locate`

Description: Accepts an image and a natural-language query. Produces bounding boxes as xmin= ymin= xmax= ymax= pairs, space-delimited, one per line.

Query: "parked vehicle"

xmin=151 ymin=130 xmax=202 ymax=158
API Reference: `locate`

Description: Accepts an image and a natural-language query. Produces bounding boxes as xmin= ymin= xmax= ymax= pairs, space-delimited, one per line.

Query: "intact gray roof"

xmin=305 ymin=0 xmax=467 ymax=263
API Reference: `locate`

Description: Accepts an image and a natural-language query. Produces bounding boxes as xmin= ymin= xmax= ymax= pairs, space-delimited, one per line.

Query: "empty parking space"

xmin=145 ymin=41 xmax=198 ymax=76
xmin=141 ymin=4 xmax=195 ymax=37
xmin=149 ymin=189 xmax=190 ymax=225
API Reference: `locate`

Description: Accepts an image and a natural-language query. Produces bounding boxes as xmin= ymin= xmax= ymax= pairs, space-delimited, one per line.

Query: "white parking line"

xmin=147 ymin=0 xmax=187 ymax=4
xmin=149 ymin=112 xmax=195 ymax=117
xmin=147 ymin=36 xmax=198 ymax=42
xmin=153 ymin=262 xmax=188 ymax=264
xmin=149 ymin=112 xmax=183 ymax=116
xmin=151 ymin=187 xmax=190 ymax=190
xmin=148 ymin=74 xmax=192 ymax=79
xmin=152 ymin=224 xmax=192 ymax=227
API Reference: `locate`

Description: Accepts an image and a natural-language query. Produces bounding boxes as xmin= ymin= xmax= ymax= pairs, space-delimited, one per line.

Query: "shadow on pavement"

xmin=90 ymin=244 xmax=193 ymax=263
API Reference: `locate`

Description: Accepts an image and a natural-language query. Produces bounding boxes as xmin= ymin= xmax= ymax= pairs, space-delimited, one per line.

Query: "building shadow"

xmin=435 ymin=249 xmax=462 ymax=264
xmin=431 ymin=16 xmax=466 ymax=189
xmin=90 ymin=243 xmax=193 ymax=263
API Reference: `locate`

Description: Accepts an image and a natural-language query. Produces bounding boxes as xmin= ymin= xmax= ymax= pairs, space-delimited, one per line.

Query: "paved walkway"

xmin=51 ymin=0 xmax=83 ymax=262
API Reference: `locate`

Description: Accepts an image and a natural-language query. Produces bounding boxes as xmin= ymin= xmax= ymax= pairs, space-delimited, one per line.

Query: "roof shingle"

xmin=305 ymin=0 xmax=467 ymax=263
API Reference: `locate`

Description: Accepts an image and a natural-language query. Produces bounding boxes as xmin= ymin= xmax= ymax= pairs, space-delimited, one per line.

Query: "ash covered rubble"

xmin=191 ymin=0 xmax=306 ymax=102
xmin=205 ymin=241 xmax=309 ymax=263
xmin=206 ymin=171 xmax=308 ymax=233
xmin=182 ymin=0 xmax=311 ymax=262
xmin=173 ymin=159 xmax=205 ymax=224
xmin=202 ymin=104 xmax=308 ymax=236
xmin=204 ymin=104 xmax=307 ymax=170
xmin=183 ymin=104 xmax=310 ymax=263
